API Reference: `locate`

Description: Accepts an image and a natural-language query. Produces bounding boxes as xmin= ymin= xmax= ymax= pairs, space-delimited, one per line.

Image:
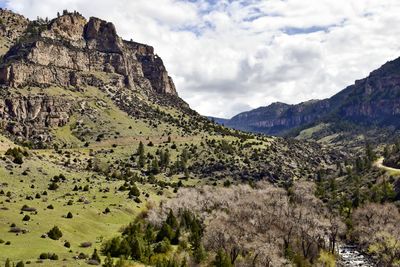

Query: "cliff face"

xmin=0 ymin=10 xmax=182 ymax=144
xmin=0 ymin=94 xmax=71 ymax=142
xmin=0 ymin=12 xmax=177 ymax=96
xmin=225 ymin=57 xmax=400 ymax=136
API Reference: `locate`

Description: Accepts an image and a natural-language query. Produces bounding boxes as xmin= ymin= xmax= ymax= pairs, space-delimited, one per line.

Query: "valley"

xmin=0 ymin=7 xmax=399 ymax=267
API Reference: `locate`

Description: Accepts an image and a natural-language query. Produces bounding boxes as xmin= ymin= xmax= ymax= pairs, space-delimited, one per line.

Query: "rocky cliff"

xmin=0 ymin=10 xmax=183 ymax=144
xmin=224 ymin=57 xmax=400 ymax=137
xmin=0 ymin=12 xmax=177 ymax=95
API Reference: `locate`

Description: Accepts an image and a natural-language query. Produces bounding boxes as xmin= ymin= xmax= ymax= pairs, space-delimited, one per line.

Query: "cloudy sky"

xmin=2 ymin=0 xmax=400 ymax=118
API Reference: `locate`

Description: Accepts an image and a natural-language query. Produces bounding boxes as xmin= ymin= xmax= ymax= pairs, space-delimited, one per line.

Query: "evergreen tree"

xmin=130 ymin=237 xmax=142 ymax=260
xmin=5 ymin=259 xmax=11 ymax=267
xmin=128 ymin=184 xmax=140 ymax=198
xmin=151 ymin=158 xmax=160 ymax=174
xmin=144 ymin=224 xmax=155 ymax=244
xmin=137 ymin=142 xmax=145 ymax=168
xmin=166 ymin=210 xmax=178 ymax=229
xmin=156 ymin=222 xmax=174 ymax=242
xmin=47 ymin=226 xmax=63 ymax=240
xmin=171 ymin=227 xmax=180 ymax=245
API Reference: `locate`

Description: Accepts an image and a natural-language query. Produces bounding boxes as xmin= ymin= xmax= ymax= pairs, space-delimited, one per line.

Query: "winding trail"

xmin=374 ymin=157 xmax=400 ymax=173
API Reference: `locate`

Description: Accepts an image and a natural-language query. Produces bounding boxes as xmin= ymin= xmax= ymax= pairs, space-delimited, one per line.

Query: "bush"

xmin=16 ymin=261 xmax=24 ymax=267
xmin=47 ymin=226 xmax=62 ymax=240
xmin=47 ymin=204 xmax=54 ymax=209
xmin=39 ymin=253 xmax=48 ymax=259
xmin=22 ymin=215 xmax=30 ymax=221
xmin=66 ymin=212 xmax=73 ymax=219
xmin=48 ymin=182 xmax=59 ymax=190
xmin=64 ymin=241 xmax=71 ymax=248
xmin=5 ymin=147 xmax=27 ymax=165
xmin=39 ymin=253 xmax=58 ymax=260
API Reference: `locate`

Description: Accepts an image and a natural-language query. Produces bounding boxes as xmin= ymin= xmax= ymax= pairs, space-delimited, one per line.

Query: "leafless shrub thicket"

xmin=352 ymin=203 xmax=400 ymax=266
xmin=147 ymin=182 xmax=344 ymax=266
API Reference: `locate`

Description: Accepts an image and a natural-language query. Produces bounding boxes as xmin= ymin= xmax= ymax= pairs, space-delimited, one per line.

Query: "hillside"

xmin=0 ymin=9 xmax=347 ymax=266
xmin=222 ymin=57 xmax=400 ymax=145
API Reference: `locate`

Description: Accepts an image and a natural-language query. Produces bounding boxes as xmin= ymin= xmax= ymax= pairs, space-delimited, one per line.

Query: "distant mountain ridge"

xmin=221 ymin=57 xmax=400 ymax=138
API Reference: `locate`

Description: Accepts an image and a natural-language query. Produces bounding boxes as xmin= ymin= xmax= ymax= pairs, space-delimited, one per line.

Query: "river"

xmin=337 ymin=244 xmax=375 ymax=267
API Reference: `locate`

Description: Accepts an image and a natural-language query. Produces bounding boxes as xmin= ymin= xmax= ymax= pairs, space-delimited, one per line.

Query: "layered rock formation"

xmin=0 ymin=10 xmax=181 ymax=143
xmin=0 ymin=92 xmax=71 ymax=142
xmin=224 ymin=57 xmax=400 ymax=136
xmin=0 ymin=12 xmax=177 ymax=96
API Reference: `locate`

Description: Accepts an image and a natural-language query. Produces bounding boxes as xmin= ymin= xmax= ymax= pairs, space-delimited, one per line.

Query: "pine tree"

xmin=137 ymin=142 xmax=145 ymax=168
xmin=128 ymin=184 xmax=140 ymax=198
xmin=156 ymin=222 xmax=174 ymax=242
xmin=166 ymin=210 xmax=178 ymax=229
xmin=5 ymin=258 xmax=11 ymax=267
xmin=130 ymin=237 xmax=142 ymax=260
xmin=151 ymin=158 xmax=160 ymax=174
xmin=144 ymin=224 xmax=155 ymax=244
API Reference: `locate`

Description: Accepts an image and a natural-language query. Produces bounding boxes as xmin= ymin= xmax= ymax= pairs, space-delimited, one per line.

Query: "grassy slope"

xmin=0 ymin=87 xmax=226 ymax=265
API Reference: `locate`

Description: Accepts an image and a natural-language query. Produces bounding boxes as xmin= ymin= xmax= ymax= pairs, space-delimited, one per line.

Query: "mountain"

xmin=222 ymin=57 xmax=400 ymax=143
xmin=0 ymin=9 xmax=345 ymax=265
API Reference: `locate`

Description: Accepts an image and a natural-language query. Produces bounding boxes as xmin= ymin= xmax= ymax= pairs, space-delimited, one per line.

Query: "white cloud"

xmin=3 ymin=0 xmax=400 ymax=118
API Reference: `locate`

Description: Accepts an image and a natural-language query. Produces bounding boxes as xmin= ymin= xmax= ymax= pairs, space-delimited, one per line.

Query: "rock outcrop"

xmin=0 ymin=10 xmax=181 ymax=144
xmin=0 ymin=12 xmax=177 ymax=96
xmin=0 ymin=8 xmax=29 ymax=42
xmin=0 ymin=93 xmax=72 ymax=142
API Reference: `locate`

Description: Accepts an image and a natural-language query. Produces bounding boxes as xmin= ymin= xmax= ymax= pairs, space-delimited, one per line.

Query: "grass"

xmin=296 ymin=123 xmax=328 ymax=140
xmin=0 ymin=149 xmax=151 ymax=265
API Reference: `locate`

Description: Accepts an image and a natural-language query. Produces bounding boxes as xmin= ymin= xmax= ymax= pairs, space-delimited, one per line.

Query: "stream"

xmin=337 ymin=244 xmax=375 ymax=267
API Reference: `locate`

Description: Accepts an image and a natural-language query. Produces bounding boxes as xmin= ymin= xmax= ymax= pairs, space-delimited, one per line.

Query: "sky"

xmin=1 ymin=0 xmax=400 ymax=118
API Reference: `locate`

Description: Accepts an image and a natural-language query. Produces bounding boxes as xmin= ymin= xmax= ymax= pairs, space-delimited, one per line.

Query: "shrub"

xmin=39 ymin=253 xmax=58 ymax=260
xmin=66 ymin=212 xmax=73 ymax=219
xmin=48 ymin=182 xmax=59 ymax=190
xmin=47 ymin=204 xmax=54 ymax=209
xmin=47 ymin=226 xmax=62 ymax=240
xmin=39 ymin=253 xmax=48 ymax=259
xmin=22 ymin=215 xmax=30 ymax=221
xmin=16 ymin=261 xmax=24 ymax=267
xmin=64 ymin=241 xmax=71 ymax=248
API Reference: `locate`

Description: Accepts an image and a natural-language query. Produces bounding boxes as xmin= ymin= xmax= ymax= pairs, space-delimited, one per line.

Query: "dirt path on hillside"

xmin=374 ymin=157 xmax=400 ymax=173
